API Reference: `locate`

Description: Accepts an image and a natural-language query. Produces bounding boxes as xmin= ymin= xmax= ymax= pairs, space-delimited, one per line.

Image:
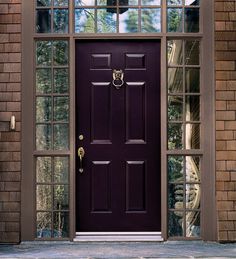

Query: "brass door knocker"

xmin=112 ymin=69 xmax=124 ymax=89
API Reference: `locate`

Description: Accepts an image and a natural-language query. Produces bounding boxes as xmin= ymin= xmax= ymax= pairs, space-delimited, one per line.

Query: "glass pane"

xmin=97 ymin=0 xmax=107 ymax=5
xmin=167 ymin=0 xmax=182 ymax=5
xmin=53 ymin=9 xmax=69 ymax=33
xmin=36 ymin=124 xmax=52 ymax=150
xmin=37 ymin=212 xmax=52 ymax=238
xmin=97 ymin=9 xmax=117 ymax=33
xmin=168 ymin=68 xmax=183 ymax=93
xmin=54 ymin=157 xmax=69 ymax=183
xmin=186 ymin=156 xmax=200 ymax=182
xmin=37 ymin=0 xmax=51 ymax=7
xmin=76 ymin=0 xmax=95 ymax=6
xmin=36 ymin=97 xmax=52 ymax=122
xmin=185 ymin=40 xmax=199 ymax=65
xmin=185 ymin=8 xmax=199 ymax=32
xmin=141 ymin=8 xmax=161 ymax=32
xmin=168 ymin=123 xmax=183 ymax=149
xmin=168 ymin=183 xmax=184 ymax=209
xmin=36 ymin=68 xmax=52 ymax=94
xmin=54 ymin=124 xmax=69 ymax=150
xmin=185 ymin=95 xmax=200 ymax=121
xmin=141 ymin=0 xmax=161 ymax=5
xmin=185 ymin=123 xmax=200 ymax=149
xmin=36 ymin=185 xmax=52 ymax=210
xmin=54 ymin=68 xmax=69 ymax=93
xmin=168 ymin=156 xmax=184 ymax=182
xmin=185 ymin=0 xmax=200 ymax=6
xmin=185 ymin=68 xmax=200 ymax=93
xmin=36 ymin=157 xmax=52 ymax=183
xmin=186 ymin=184 xmax=200 ymax=209
xmin=36 ymin=9 xmax=51 ymax=33
xmin=119 ymin=8 xmax=138 ymax=33
xmin=53 ymin=41 xmax=69 ymax=65
xmin=75 ymin=9 xmax=95 ymax=33
xmin=186 ymin=211 xmax=200 ymax=237
xmin=36 ymin=41 xmax=52 ymax=66
xmin=54 ymin=97 xmax=69 ymax=121
xmin=168 ymin=96 xmax=183 ymax=121
xmin=54 ymin=185 xmax=69 ymax=210
xmin=53 ymin=212 xmax=69 ymax=237
xmin=167 ymin=40 xmax=183 ymax=65
xmin=168 ymin=211 xmax=184 ymax=237
xmin=167 ymin=8 xmax=182 ymax=32
xmin=54 ymin=0 xmax=68 ymax=6
xmin=119 ymin=0 xmax=138 ymax=5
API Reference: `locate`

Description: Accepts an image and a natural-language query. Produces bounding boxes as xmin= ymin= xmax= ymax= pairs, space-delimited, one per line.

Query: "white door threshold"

xmin=74 ymin=232 xmax=163 ymax=242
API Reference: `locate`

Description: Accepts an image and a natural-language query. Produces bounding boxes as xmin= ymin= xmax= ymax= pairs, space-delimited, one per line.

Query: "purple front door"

xmin=76 ymin=40 xmax=161 ymax=231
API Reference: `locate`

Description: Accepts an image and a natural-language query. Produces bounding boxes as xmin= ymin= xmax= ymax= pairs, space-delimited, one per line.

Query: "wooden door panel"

xmin=91 ymin=161 xmax=111 ymax=213
xmin=91 ymin=82 xmax=112 ymax=143
xmin=76 ymin=40 xmax=161 ymax=231
xmin=126 ymin=161 xmax=146 ymax=212
xmin=126 ymin=82 xmax=146 ymax=143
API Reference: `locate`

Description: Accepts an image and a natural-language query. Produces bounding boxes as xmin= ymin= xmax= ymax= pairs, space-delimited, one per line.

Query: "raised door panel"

xmin=91 ymin=82 xmax=112 ymax=144
xmin=126 ymin=161 xmax=146 ymax=212
xmin=91 ymin=161 xmax=111 ymax=213
xmin=125 ymin=82 xmax=146 ymax=144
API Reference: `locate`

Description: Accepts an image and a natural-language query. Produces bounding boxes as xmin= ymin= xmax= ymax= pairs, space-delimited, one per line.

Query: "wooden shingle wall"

xmin=215 ymin=0 xmax=236 ymax=242
xmin=0 ymin=0 xmax=21 ymax=243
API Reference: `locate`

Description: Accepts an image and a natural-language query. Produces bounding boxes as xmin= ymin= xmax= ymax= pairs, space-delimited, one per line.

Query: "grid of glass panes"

xmin=74 ymin=0 xmax=161 ymax=33
xmin=167 ymin=39 xmax=201 ymax=238
xmin=35 ymin=40 xmax=69 ymax=151
xmin=167 ymin=39 xmax=200 ymax=150
xmin=36 ymin=0 xmax=69 ymax=33
xmin=167 ymin=0 xmax=200 ymax=33
xmin=168 ymin=155 xmax=201 ymax=237
xmin=36 ymin=156 xmax=69 ymax=238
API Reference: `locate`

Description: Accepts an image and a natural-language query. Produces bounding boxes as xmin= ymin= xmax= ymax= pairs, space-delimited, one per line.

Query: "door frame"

xmin=22 ymin=0 xmax=216 ymax=241
xmin=70 ymin=35 xmax=168 ymax=241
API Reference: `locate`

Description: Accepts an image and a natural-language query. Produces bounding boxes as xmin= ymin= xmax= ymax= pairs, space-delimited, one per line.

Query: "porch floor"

xmin=0 ymin=241 xmax=236 ymax=258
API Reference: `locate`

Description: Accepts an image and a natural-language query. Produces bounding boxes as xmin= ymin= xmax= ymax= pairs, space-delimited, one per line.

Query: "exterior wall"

xmin=215 ymin=0 xmax=236 ymax=242
xmin=0 ymin=0 xmax=236 ymax=243
xmin=0 ymin=0 xmax=21 ymax=243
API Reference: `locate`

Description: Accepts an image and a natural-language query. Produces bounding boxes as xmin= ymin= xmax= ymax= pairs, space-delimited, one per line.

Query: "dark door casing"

xmin=76 ymin=40 xmax=161 ymax=231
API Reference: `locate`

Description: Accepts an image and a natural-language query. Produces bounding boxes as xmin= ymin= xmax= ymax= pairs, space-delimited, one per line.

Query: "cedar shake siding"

xmin=215 ymin=0 xmax=236 ymax=242
xmin=0 ymin=0 xmax=21 ymax=243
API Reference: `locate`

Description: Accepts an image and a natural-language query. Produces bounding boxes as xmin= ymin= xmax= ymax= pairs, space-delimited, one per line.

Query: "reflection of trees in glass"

xmin=37 ymin=212 xmax=51 ymax=238
xmin=75 ymin=9 xmax=95 ymax=33
xmin=168 ymin=155 xmax=201 ymax=237
xmin=53 ymin=9 xmax=69 ymax=33
xmin=167 ymin=8 xmax=182 ymax=32
xmin=36 ymin=156 xmax=69 ymax=238
xmin=141 ymin=9 xmax=160 ymax=32
xmin=97 ymin=9 xmax=116 ymax=33
xmin=122 ymin=9 xmax=138 ymax=32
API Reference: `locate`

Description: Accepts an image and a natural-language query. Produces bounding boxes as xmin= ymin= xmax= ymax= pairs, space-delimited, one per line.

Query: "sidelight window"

xmin=35 ymin=40 xmax=70 ymax=239
xmin=167 ymin=39 xmax=201 ymax=238
xmin=35 ymin=40 xmax=69 ymax=151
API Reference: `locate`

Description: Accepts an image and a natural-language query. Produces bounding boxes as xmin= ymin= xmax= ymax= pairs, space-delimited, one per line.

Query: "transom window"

xmin=36 ymin=0 xmax=200 ymax=33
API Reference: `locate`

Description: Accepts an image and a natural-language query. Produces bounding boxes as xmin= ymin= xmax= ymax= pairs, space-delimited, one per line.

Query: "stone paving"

xmin=0 ymin=241 xmax=236 ymax=259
